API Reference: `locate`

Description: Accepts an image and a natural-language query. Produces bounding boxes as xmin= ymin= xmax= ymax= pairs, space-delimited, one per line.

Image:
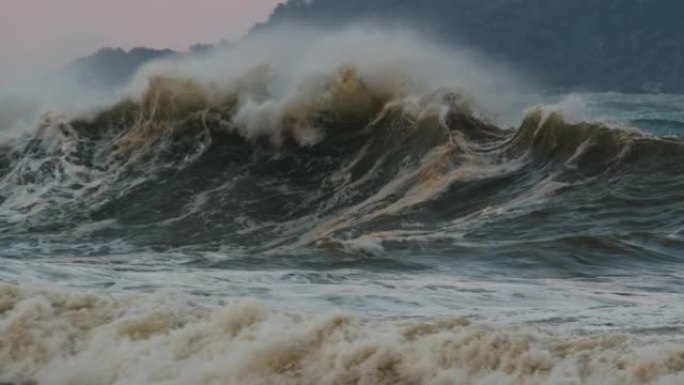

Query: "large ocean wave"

xmin=0 ymin=67 xmax=682 ymax=267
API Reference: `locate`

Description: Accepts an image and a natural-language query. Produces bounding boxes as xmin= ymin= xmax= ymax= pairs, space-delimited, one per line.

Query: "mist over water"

xmin=1 ymin=24 xmax=684 ymax=385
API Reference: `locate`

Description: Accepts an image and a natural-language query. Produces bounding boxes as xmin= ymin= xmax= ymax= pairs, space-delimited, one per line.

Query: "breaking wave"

xmin=0 ymin=66 xmax=682 ymax=268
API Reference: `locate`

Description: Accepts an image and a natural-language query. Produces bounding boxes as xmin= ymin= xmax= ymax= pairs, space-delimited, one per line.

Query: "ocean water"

xmin=1 ymin=30 xmax=684 ymax=385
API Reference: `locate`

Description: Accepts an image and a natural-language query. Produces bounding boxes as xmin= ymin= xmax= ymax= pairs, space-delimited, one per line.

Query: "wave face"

xmin=1 ymin=27 xmax=684 ymax=384
xmin=1 ymin=72 xmax=683 ymax=270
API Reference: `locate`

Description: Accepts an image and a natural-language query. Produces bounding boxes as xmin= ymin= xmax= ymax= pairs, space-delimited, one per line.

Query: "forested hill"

xmin=258 ymin=0 xmax=684 ymax=93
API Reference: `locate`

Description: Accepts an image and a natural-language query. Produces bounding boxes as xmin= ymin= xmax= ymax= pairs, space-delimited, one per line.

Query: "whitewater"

xmin=1 ymin=26 xmax=683 ymax=385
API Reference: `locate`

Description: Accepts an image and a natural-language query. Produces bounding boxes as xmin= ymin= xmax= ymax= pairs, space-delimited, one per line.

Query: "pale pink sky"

xmin=0 ymin=0 xmax=284 ymax=83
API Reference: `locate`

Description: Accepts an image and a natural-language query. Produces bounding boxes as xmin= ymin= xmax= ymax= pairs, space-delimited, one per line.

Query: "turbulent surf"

xmin=1 ymin=27 xmax=683 ymax=385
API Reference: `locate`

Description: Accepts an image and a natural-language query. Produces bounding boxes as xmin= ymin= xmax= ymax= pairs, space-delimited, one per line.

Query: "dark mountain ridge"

xmin=259 ymin=0 xmax=684 ymax=93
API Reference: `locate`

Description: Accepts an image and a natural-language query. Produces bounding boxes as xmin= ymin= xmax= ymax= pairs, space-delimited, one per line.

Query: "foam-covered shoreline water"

xmin=2 ymin=283 xmax=684 ymax=385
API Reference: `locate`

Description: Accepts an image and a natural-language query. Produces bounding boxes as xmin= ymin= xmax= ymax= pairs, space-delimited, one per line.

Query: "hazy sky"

xmin=0 ymin=0 xmax=284 ymax=83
